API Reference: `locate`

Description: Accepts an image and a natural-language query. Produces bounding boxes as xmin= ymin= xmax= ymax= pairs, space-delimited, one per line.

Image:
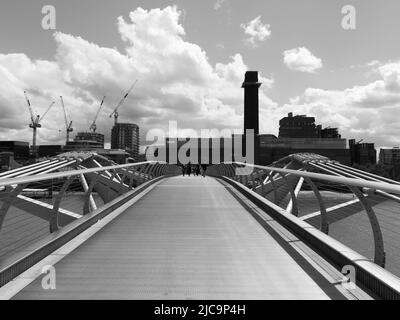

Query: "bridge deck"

xmin=12 ymin=176 xmax=338 ymax=299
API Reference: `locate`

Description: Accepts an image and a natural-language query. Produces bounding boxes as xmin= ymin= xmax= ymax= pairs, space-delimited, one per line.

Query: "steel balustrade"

xmin=208 ymin=161 xmax=400 ymax=268
xmin=0 ymin=161 xmax=180 ymax=235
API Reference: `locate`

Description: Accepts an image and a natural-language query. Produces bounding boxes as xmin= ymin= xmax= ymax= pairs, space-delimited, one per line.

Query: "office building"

xmin=379 ymin=147 xmax=400 ymax=165
xmin=0 ymin=152 xmax=21 ymax=172
xmin=257 ymin=112 xmax=349 ymax=165
xmin=74 ymin=132 xmax=104 ymax=148
xmin=64 ymin=132 xmax=104 ymax=152
xmin=0 ymin=141 xmax=30 ymax=161
xmin=320 ymin=127 xmax=341 ymax=139
xmin=349 ymin=139 xmax=376 ymax=165
xmin=258 ymin=134 xmax=350 ymax=165
xmin=37 ymin=145 xmax=63 ymax=157
xmin=279 ymin=113 xmax=342 ymax=139
xmin=96 ymin=149 xmax=130 ymax=164
xmin=111 ymin=123 xmax=140 ymax=160
xmin=279 ymin=113 xmax=319 ymax=138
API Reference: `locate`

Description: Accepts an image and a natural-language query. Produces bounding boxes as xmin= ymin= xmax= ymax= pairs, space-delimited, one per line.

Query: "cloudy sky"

xmin=1 ymin=0 xmax=400 ymax=148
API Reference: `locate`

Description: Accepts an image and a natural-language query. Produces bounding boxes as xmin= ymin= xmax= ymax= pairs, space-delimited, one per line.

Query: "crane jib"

xmin=109 ymin=79 xmax=138 ymax=120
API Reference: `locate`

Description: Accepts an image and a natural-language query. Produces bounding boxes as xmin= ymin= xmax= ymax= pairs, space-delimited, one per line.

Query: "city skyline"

xmin=1 ymin=0 xmax=400 ymax=149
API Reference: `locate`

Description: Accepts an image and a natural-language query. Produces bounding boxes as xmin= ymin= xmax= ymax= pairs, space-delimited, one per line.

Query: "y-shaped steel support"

xmin=120 ymin=170 xmax=128 ymax=185
xmin=304 ymin=177 xmax=329 ymax=234
xmin=83 ymin=174 xmax=99 ymax=215
xmin=80 ymin=173 xmax=96 ymax=213
xmin=50 ymin=176 xmax=75 ymax=233
xmin=146 ymin=164 xmax=157 ymax=179
xmin=143 ymin=164 xmax=152 ymax=179
xmin=348 ymin=186 xmax=386 ymax=267
xmin=250 ymin=172 xmax=256 ymax=191
xmin=110 ymin=169 xmax=120 ymax=182
xmin=0 ymin=184 xmax=28 ymax=232
xmin=158 ymin=164 xmax=166 ymax=176
xmin=135 ymin=165 xmax=147 ymax=184
xmin=242 ymin=174 xmax=248 ymax=188
xmin=153 ymin=164 xmax=161 ymax=177
xmin=258 ymin=170 xmax=266 ymax=195
xmin=227 ymin=165 xmax=236 ymax=178
xmin=249 ymin=170 xmax=263 ymax=195
xmin=267 ymin=171 xmax=278 ymax=203
xmin=279 ymin=173 xmax=299 ymax=217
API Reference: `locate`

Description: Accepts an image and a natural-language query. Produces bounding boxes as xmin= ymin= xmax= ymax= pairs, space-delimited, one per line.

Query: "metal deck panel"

xmin=13 ymin=176 xmax=330 ymax=299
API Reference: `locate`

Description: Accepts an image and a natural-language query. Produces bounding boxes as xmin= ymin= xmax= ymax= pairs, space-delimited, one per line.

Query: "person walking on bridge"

xmin=201 ymin=164 xmax=207 ymax=177
xmin=186 ymin=162 xmax=192 ymax=176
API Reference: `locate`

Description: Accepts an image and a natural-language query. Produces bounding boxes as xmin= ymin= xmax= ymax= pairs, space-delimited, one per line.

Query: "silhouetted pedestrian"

xmin=181 ymin=164 xmax=186 ymax=176
xmin=201 ymin=164 xmax=207 ymax=177
xmin=186 ymin=162 xmax=192 ymax=176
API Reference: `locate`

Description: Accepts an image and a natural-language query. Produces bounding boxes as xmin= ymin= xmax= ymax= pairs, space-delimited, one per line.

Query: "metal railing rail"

xmin=208 ymin=161 xmax=400 ymax=268
xmin=218 ymin=162 xmax=400 ymax=195
xmin=0 ymin=174 xmax=170 ymax=288
xmin=0 ymin=160 xmax=179 ymax=245
xmin=0 ymin=160 xmax=180 ymax=287
xmin=0 ymin=161 xmax=171 ymax=188
xmin=216 ymin=173 xmax=400 ymax=300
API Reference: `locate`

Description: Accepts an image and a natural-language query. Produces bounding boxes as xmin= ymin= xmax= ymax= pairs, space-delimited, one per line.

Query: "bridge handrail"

xmin=0 ymin=161 xmax=167 ymax=188
xmin=220 ymin=175 xmax=400 ymax=299
xmin=0 ymin=174 xmax=166 ymax=288
xmin=211 ymin=161 xmax=400 ymax=269
xmin=222 ymin=161 xmax=400 ymax=196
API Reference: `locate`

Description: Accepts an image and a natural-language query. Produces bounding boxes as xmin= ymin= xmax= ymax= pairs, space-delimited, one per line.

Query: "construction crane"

xmin=89 ymin=96 xmax=106 ymax=133
xmin=60 ymin=96 xmax=73 ymax=143
xmin=109 ymin=80 xmax=138 ymax=124
xmin=24 ymin=91 xmax=55 ymax=156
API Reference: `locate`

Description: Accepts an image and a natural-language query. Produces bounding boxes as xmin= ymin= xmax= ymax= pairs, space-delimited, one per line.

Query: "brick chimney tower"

xmin=242 ymin=71 xmax=261 ymax=135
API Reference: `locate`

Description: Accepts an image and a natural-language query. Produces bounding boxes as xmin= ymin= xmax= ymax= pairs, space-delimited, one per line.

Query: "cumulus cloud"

xmin=282 ymin=61 xmax=400 ymax=147
xmin=283 ymin=47 xmax=322 ymax=73
xmin=213 ymin=0 xmax=226 ymax=10
xmin=350 ymin=59 xmax=381 ymax=70
xmin=240 ymin=16 xmax=271 ymax=48
xmin=0 ymin=6 xmax=275 ymax=146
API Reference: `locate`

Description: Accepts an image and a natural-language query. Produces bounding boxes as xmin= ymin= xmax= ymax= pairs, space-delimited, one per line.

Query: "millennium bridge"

xmin=0 ymin=151 xmax=400 ymax=299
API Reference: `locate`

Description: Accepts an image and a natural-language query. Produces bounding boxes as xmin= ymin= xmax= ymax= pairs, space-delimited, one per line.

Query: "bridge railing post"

xmin=347 ymin=185 xmax=386 ymax=267
xmin=83 ymin=173 xmax=99 ymax=215
xmin=50 ymin=175 xmax=76 ymax=233
xmin=251 ymin=172 xmax=256 ymax=191
xmin=227 ymin=164 xmax=235 ymax=178
xmin=0 ymin=183 xmax=29 ymax=232
xmin=258 ymin=170 xmax=265 ymax=195
xmin=136 ymin=164 xmax=147 ymax=184
xmin=120 ymin=170 xmax=128 ymax=186
xmin=303 ymin=177 xmax=329 ymax=234
xmin=200 ymin=160 xmax=397 ymax=272
xmin=278 ymin=172 xmax=299 ymax=217
xmin=221 ymin=164 xmax=227 ymax=177
xmin=146 ymin=163 xmax=155 ymax=179
xmin=154 ymin=164 xmax=161 ymax=177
